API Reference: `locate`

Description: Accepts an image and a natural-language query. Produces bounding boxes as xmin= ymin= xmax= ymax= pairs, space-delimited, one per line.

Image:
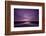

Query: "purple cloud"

xmin=14 ymin=9 xmax=39 ymax=21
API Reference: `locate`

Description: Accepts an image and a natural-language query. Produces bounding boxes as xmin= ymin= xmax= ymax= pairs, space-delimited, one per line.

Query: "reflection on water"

xmin=14 ymin=21 xmax=39 ymax=27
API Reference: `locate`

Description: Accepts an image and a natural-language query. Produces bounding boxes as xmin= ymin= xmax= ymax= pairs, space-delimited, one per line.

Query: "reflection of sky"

xmin=14 ymin=9 xmax=39 ymax=21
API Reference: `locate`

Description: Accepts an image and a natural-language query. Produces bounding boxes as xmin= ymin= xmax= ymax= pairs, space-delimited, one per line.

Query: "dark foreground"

xmin=14 ymin=21 xmax=39 ymax=27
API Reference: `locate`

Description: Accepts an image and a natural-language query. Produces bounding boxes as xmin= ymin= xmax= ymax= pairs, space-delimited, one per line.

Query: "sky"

xmin=14 ymin=9 xmax=39 ymax=21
